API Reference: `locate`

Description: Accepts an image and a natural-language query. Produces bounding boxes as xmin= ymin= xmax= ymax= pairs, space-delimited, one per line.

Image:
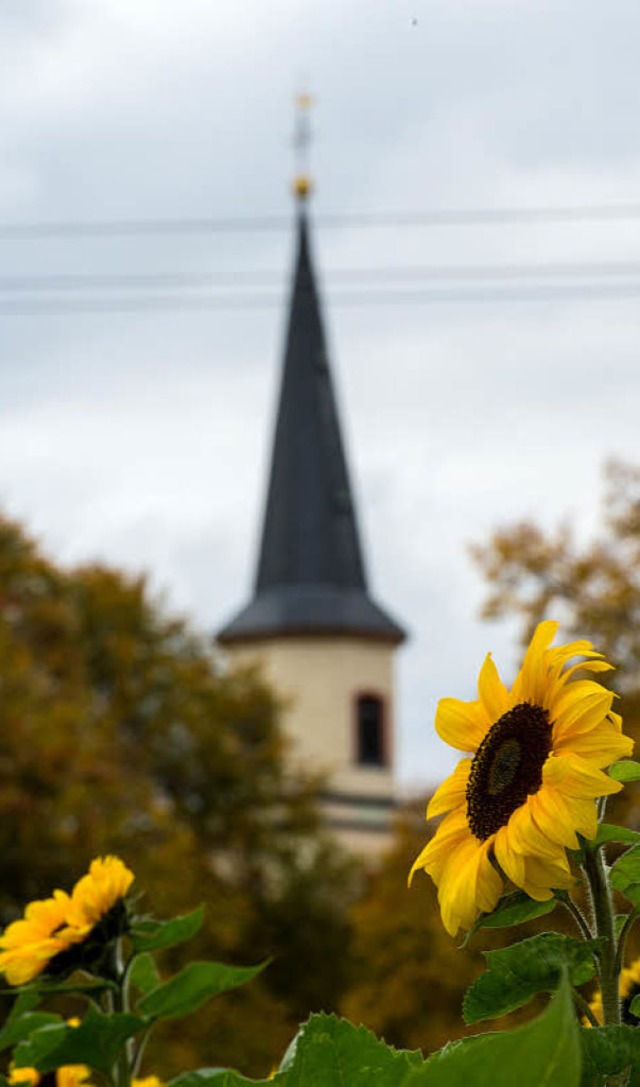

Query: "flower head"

xmin=65 ymin=856 xmax=134 ymax=935
xmin=8 ymin=1067 xmax=41 ymax=1086
xmin=410 ymin=621 xmax=633 ymax=936
xmin=0 ymin=891 xmax=84 ymax=986
xmin=588 ymin=955 xmax=640 ymax=1026
xmin=9 ymin=1065 xmax=93 ymax=1087
xmin=55 ymin=1068 xmax=93 ymax=1087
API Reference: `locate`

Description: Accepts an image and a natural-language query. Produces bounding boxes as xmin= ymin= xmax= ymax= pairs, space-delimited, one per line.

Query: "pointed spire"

xmin=255 ymin=207 xmax=367 ymax=595
xmin=218 ymin=199 xmax=405 ymax=646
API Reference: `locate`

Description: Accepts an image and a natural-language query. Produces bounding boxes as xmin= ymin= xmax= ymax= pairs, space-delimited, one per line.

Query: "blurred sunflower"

xmin=410 ymin=620 xmax=633 ymax=936
xmin=0 ymin=857 xmax=134 ymax=985
xmin=0 ymin=892 xmax=83 ymax=985
xmin=65 ymin=856 xmax=134 ymax=936
xmin=588 ymin=956 xmax=640 ymax=1026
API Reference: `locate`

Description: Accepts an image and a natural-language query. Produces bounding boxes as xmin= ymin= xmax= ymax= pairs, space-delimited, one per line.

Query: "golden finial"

xmin=292 ymin=92 xmax=314 ymax=202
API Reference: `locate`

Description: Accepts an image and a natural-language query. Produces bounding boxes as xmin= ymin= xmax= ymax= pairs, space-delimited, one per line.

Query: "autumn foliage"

xmin=0 ymin=513 xmax=356 ymax=1075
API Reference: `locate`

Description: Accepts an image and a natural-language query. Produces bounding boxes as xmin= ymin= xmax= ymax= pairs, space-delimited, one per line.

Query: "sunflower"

xmin=65 ymin=856 xmax=134 ymax=935
xmin=9 ymin=1065 xmax=93 ymax=1087
xmin=0 ymin=891 xmax=84 ymax=986
xmin=588 ymin=956 xmax=640 ymax=1026
xmin=410 ymin=620 xmax=633 ymax=937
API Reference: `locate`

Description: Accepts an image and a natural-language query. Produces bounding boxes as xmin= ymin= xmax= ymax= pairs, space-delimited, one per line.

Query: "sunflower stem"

xmin=582 ymin=844 xmax=621 ymax=1027
xmin=571 ymin=987 xmax=600 ymax=1028
xmin=108 ymin=939 xmax=132 ymax=1087
xmin=556 ymin=891 xmax=594 ymax=941
xmin=614 ymin=909 xmax=639 ymax=977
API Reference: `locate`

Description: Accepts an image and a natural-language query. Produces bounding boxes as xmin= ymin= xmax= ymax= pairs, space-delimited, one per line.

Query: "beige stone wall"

xmin=224 ymin=636 xmax=396 ymax=804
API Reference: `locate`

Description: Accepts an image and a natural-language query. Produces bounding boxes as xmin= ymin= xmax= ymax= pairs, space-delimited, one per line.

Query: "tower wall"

xmin=224 ymin=635 xmax=397 ymax=851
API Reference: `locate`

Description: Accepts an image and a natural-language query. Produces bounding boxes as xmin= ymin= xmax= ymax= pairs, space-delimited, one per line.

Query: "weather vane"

xmin=292 ymin=92 xmax=314 ymax=202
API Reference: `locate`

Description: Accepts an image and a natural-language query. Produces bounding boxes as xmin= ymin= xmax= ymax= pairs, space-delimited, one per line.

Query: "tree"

xmin=0 ymin=513 xmax=358 ymax=1077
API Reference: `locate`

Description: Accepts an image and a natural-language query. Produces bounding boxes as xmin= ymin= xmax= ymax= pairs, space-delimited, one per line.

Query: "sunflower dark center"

xmin=466 ymin=702 xmax=552 ymax=841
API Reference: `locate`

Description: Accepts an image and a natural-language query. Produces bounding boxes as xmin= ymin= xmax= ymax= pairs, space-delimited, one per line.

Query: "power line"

xmin=3 ymin=203 xmax=640 ymax=239
xmin=4 ymin=282 xmax=640 ymax=315
xmin=4 ymin=260 xmax=640 ymax=292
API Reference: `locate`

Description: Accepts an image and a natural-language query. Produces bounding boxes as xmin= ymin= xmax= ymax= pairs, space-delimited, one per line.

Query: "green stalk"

xmin=582 ymin=843 xmax=620 ymax=1027
xmin=109 ymin=938 xmax=132 ymax=1087
xmin=615 ymin=909 xmax=639 ymax=978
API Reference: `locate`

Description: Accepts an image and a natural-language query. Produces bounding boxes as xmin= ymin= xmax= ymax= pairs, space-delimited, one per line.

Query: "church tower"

xmin=217 ymin=142 xmax=406 ymax=851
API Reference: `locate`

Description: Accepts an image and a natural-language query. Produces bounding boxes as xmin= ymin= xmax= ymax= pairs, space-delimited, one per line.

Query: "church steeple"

xmin=218 ymin=192 xmax=405 ymax=646
xmin=217 ymin=114 xmax=406 ymax=852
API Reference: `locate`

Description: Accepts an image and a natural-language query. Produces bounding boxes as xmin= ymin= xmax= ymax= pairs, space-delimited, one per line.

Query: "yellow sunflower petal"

xmin=529 ymin=788 xmax=580 ymax=850
xmin=511 ymin=620 xmax=559 ymax=704
xmin=427 ymin=758 xmax=472 ymax=819
xmin=551 ymin=681 xmax=614 ymax=738
xmin=520 ymin=853 xmax=575 ymax=899
xmin=543 ymin=752 xmax=623 ymax=799
xmin=476 ymin=843 xmax=503 ymax=914
xmin=408 ymin=809 xmax=469 ymax=886
xmin=553 ymin=717 xmax=633 ymax=767
xmin=438 ymin=836 xmax=502 ymax=936
xmin=477 ymin=654 xmax=509 ymax=724
xmin=435 ymin=697 xmax=487 ymax=752
xmin=562 ymin=658 xmax=613 ymax=680
xmin=494 ymin=824 xmax=525 ymax=887
xmin=506 ymin=802 xmax=564 ymax=860
xmin=530 ymin=787 xmax=598 ymax=848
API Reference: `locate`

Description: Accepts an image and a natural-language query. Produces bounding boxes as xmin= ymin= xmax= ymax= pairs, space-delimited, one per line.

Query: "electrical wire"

xmin=3 ymin=203 xmax=640 ymax=239
xmin=4 ymin=282 xmax=640 ymax=315
xmin=3 ymin=260 xmax=640 ymax=291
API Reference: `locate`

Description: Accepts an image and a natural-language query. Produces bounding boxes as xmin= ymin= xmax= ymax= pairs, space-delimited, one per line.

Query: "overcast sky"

xmin=2 ymin=0 xmax=640 ymax=791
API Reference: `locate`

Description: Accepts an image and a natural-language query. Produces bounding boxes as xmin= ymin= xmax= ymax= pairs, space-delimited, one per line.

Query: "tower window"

xmin=355 ymin=694 xmax=386 ymax=767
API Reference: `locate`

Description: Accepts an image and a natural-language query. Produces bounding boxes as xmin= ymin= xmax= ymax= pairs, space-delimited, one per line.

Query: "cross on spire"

xmin=292 ymin=92 xmax=314 ymax=202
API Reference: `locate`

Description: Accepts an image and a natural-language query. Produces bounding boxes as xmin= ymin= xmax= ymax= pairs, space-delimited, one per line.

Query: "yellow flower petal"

xmin=507 ymin=802 xmax=565 ymax=859
xmin=520 ymin=853 xmax=575 ymax=899
xmin=511 ymin=620 xmax=559 ymax=704
xmin=438 ymin=836 xmax=502 ymax=936
xmin=494 ymin=825 xmax=525 ymax=887
xmin=543 ymin=752 xmax=623 ymax=799
xmin=551 ymin=682 xmax=614 ymax=739
xmin=427 ymin=759 xmax=471 ymax=819
xmin=477 ymin=654 xmax=510 ymax=724
xmin=0 ymin=891 xmax=80 ymax=986
xmin=435 ymin=698 xmax=487 ymax=752
xmin=65 ymin=856 xmax=134 ymax=933
xmin=553 ymin=717 xmax=633 ymax=767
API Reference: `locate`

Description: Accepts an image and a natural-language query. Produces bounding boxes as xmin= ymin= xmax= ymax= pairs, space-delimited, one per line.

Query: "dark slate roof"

xmin=218 ymin=206 xmax=406 ymax=646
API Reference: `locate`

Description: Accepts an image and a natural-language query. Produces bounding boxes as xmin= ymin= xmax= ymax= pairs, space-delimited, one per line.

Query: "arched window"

xmin=355 ymin=693 xmax=386 ymax=767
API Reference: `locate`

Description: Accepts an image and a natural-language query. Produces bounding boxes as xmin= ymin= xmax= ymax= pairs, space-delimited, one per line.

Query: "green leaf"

xmin=594 ymin=823 xmax=640 ymax=848
xmin=0 ymin=990 xmax=58 ymax=1053
xmin=463 ymin=932 xmax=600 ymax=1024
xmin=137 ymin=961 xmax=268 ymax=1021
xmin=407 ymin=973 xmax=580 ymax=1087
xmin=579 ymin=1025 xmax=640 ymax=1085
xmin=608 ymin=760 xmax=640 ymax=783
xmin=274 ymin=1013 xmax=423 ymax=1086
xmin=0 ymin=1012 xmax=61 ymax=1054
xmin=610 ymin=843 xmax=640 ymax=907
xmin=130 ymin=905 xmax=205 ymax=953
xmin=630 ymin=994 xmax=640 ymax=1018
xmin=463 ymin=890 xmax=556 ymax=945
xmin=170 ymin=1071 xmax=276 ymax=1087
xmin=129 ymin=952 xmax=161 ymax=995
xmin=13 ymin=1005 xmax=145 ymax=1077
